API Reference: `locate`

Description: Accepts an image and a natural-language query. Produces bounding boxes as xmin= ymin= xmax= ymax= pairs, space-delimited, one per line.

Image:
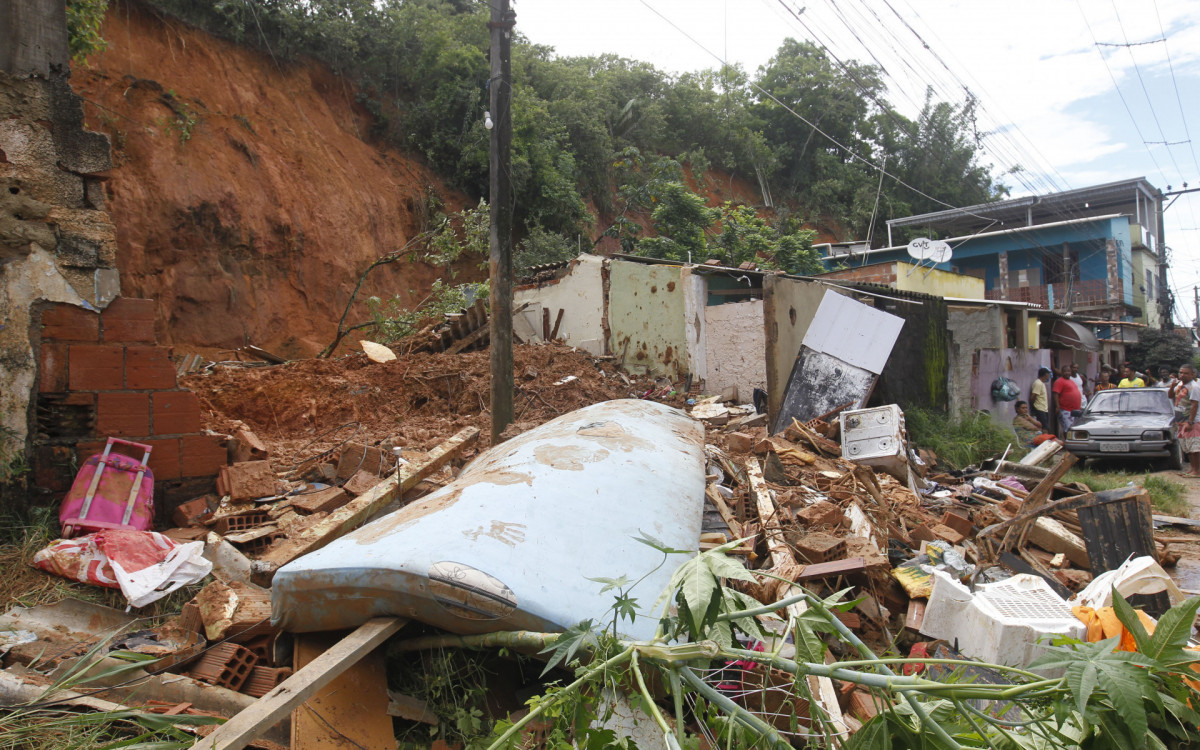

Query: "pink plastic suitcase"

xmin=60 ymin=438 xmax=155 ymax=537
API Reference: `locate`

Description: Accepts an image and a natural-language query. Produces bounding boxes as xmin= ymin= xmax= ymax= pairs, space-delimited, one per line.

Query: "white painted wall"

xmin=703 ymin=299 xmax=766 ymax=402
xmin=513 ymin=254 xmax=606 ymax=355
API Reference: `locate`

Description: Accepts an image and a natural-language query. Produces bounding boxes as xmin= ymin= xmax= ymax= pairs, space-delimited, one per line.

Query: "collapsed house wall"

xmin=762 ymin=276 xmax=849 ymax=426
xmin=31 ymin=298 xmax=226 ymax=515
xmin=607 ymin=260 xmax=690 ymax=381
xmin=513 ymin=254 xmax=607 ymax=354
xmin=1 ymin=2 xmax=122 ymax=476
xmin=847 ymin=287 xmax=949 ymax=413
xmin=702 ymin=299 xmax=767 ymax=401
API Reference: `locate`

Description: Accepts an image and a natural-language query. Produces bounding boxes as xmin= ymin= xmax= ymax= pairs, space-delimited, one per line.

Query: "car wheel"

xmin=1171 ymin=439 xmax=1185 ymax=471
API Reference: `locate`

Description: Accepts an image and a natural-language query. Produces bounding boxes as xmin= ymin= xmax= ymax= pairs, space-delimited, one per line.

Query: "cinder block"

xmin=125 ymin=346 xmax=176 ymax=390
xmin=153 ymin=391 xmax=202 ymax=434
xmin=336 ymin=442 xmax=388 ymax=480
xmin=96 ymin=392 xmax=151 ymax=437
xmin=244 ymin=666 xmax=292 ymax=697
xmin=929 ymin=523 xmax=966 ymax=546
xmin=797 ymin=500 xmax=845 ymax=528
xmin=230 ymin=428 xmax=269 ymax=464
xmin=68 ymin=344 xmax=124 ymax=390
xmin=38 ymin=343 xmax=69 ymax=392
xmin=213 ymin=509 xmax=273 ymax=535
xmin=940 ymin=511 xmax=973 ymax=537
xmin=181 ymin=434 xmax=227 ymax=478
xmin=41 ymin=303 xmax=99 ymax=342
xmin=342 ymin=470 xmax=381 ymax=497
xmin=172 ymin=495 xmax=214 ymax=527
xmin=794 ymin=533 xmax=847 ymax=564
xmin=101 ymin=298 xmax=156 ymax=343
xmin=189 ymin=642 xmax=258 ymax=691
xmin=291 ymin=487 xmax=349 ymax=515
xmin=218 ymin=461 xmax=276 ymax=500
xmin=726 ymin=432 xmax=754 ymax=453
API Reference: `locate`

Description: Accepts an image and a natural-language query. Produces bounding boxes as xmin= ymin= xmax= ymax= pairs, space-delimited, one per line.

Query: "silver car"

xmin=1064 ymin=387 xmax=1182 ymax=468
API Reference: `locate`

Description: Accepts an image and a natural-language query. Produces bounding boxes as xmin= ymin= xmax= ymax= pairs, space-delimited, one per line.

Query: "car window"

xmin=1085 ymin=389 xmax=1171 ymax=415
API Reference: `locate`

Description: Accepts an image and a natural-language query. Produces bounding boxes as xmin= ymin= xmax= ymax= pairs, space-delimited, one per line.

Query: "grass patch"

xmin=906 ymin=408 xmax=1021 ymax=470
xmin=1064 ymin=469 xmax=1188 ymax=516
xmin=0 ymin=505 xmax=208 ymax=616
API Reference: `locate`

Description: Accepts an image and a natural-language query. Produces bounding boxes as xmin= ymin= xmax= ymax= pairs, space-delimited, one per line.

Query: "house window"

xmin=1145 ymin=270 xmax=1155 ymax=300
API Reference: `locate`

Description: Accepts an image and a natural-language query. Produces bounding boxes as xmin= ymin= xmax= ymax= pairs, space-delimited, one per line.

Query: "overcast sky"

xmin=513 ymin=0 xmax=1200 ymax=325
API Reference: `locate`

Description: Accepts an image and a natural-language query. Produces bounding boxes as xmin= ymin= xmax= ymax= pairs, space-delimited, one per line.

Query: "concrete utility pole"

xmin=1193 ymin=286 xmax=1198 ymax=341
xmin=488 ymin=0 xmax=515 ymax=442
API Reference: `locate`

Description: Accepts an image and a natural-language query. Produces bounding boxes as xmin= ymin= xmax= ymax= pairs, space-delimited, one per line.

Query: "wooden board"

xmin=292 ymin=632 xmax=394 ymax=749
xmin=746 ymin=458 xmax=849 ymax=741
xmin=257 ymin=427 xmax=478 ymax=579
xmin=191 ymin=618 xmax=404 ymax=750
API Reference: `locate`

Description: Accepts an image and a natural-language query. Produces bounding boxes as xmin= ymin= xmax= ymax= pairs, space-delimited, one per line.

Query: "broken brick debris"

xmin=189 ymin=642 xmax=258 ymax=691
xmin=217 ymin=461 xmax=277 ymax=501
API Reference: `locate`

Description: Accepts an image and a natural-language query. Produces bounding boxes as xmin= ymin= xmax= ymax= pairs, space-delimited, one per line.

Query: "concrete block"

xmin=41 ymin=303 xmax=99 ymax=341
xmin=725 ymin=432 xmax=754 ymax=453
xmin=101 ymin=298 xmax=156 ymax=343
xmin=152 ymin=391 xmax=202 ymax=434
xmin=96 ymin=392 xmax=150 ymax=436
xmin=181 ymin=434 xmax=226 ymax=478
xmin=124 ymin=346 xmax=176 ymax=389
xmin=218 ymin=461 xmax=276 ymax=501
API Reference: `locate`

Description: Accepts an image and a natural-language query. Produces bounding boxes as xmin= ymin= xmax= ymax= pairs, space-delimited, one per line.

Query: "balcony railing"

xmin=985 ymin=279 xmax=1115 ymax=309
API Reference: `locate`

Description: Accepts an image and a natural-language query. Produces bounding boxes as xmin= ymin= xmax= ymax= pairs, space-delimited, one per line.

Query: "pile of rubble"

xmin=692 ymin=393 xmax=1187 ymax=728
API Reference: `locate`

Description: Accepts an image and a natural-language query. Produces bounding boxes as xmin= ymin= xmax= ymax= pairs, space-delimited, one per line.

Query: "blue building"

xmin=822 ymin=178 xmax=1166 ymax=328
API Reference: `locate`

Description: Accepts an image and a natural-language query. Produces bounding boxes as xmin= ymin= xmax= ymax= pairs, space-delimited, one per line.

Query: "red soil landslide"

xmin=183 ymin=343 xmax=685 ymax=464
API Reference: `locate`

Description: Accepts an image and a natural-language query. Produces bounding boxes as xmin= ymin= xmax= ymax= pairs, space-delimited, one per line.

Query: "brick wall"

xmin=32 ymin=298 xmax=226 ymax=520
xmin=819 ymin=263 xmax=898 ymax=287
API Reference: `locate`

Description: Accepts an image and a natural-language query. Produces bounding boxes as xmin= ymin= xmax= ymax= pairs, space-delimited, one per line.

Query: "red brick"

xmin=940 ymin=511 xmax=973 ymax=537
xmin=125 ymin=346 xmax=176 ymax=389
xmin=181 ymin=434 xmax=227 ymax=478
xmin=101 ymin=298 xmax=157 ymax=343
xmin=97 ymin=392 xmax=151 ymax=437
xmin=38 ymin=342 xmax=69 ymax=392
xmin=152 ymin=391 xmax=202 ymax=434
xmin=68 ymin=344 xmax=125 ymax=390
xmin=41 ymin=303 xmax=99 ymax=342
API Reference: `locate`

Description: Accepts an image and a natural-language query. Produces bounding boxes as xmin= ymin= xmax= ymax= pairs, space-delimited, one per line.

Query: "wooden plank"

xmin=292 ymin=632 xmax=394 ymax=749
xmin=747 ymin=459 xmax=849 ymax=742
xmin=1019 ymin=439 xmax=1061 ymax=466
xmin=257 ymin=427 xmax=479 ymax=576
xmin=904 ymin=600 xmax=926 ymax=632
xmin=1153 ymin=514 xmax=1200 ymax=529
xmin=387 ymin=692 xmax=437 ymax=724
xmin=795 ymin=557 xmax=866 ymax=581
xmin=444 ymin=321 xmax=489 ymax=355
xmin=705 ymin=484 xmax=742 ymax=538
xmin=999 ymin=452 xmax=1076 ymax=554
xmin=190 ymin=617 xmax=405 ymax=750
xmin=549 ymin=308 xmax=564 ymax=340
xmin=542 ymin=307 xmax=551 ymax=340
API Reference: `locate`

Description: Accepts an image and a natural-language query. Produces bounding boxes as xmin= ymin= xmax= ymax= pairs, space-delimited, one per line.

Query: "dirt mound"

xmin=183 ymin=343 xmax=685 ymax=465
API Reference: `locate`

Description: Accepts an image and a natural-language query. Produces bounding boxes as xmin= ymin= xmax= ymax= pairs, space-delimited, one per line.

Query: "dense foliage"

xmin=131 ymin=0 xmax=1005 ymax=266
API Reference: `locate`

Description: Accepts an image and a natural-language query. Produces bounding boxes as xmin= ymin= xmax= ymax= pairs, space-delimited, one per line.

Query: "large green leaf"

xmin=1110 ymin=589 xmax=1152 ymax=654
xmin=1145 ymin=596 xmax=1200 ymax=663
xmin=1064 ymin=661 xmax=1099 ymax=717
xmin=1094 ymin=659 xmax=1152 ymax=747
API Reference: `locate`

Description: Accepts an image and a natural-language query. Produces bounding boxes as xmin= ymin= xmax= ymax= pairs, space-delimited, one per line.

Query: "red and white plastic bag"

xmin=32 ymin=529 xmax=211 ymax=608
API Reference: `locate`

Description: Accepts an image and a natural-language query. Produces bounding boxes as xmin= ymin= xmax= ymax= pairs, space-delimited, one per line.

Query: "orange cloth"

xmin=1071 ymin=605 xmax=1157 ymax=652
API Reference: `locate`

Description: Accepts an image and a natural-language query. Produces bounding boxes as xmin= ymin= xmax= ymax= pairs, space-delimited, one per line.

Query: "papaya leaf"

xmin=1094 ymin=659 xmax=1152 ymax=747
xmin=1145 ymin=596 xmax=1200 ymax=663
xmin=1064 ymin=661 xmax=1099 ymax=716
xmin=1110 ymin=588 xmax=1152 ymax=653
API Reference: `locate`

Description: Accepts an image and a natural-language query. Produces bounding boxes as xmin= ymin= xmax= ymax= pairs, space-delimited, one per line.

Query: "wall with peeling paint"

xmin=703 ymin=299 xmax=766 ymax=401
xmin=762 ymin=276 xmax=851 ymax=425
xmin=513 ymin=254 xmax=607 ymax=355
xmin=607 ymin=260 xmax=689 ymax=381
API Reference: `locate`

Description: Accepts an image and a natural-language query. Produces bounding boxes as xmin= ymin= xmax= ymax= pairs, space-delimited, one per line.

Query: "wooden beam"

xmin=746 ymin=459 xmax=849 ymax=742
xmin=445 ymin=321 xmax=490 ymax=355
xmin=190 ymin=617 xmax=405 ymax=750
xmin=705 ymin=484 xmax=742 ymax=538
xmin=549 ymin=308 xmax=564 ymax=340
xmin=1019 ymin=439 xmax=1061 ymax=467
xmin=256 ymin=427 xmax=478 ymax=578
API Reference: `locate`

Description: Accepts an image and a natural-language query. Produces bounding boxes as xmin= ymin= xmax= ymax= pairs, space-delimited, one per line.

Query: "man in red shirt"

xmin=1052 ymin=365 xmax=1083 ymax=435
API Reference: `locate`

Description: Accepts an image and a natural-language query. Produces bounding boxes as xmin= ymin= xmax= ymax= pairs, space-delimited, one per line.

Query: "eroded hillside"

xmin=73 ymin=2 xmax=466 ymax=357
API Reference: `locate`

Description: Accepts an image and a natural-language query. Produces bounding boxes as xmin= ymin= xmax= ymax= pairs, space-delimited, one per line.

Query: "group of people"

xmin=1010 ymin=360 xmax=1200 ymax=478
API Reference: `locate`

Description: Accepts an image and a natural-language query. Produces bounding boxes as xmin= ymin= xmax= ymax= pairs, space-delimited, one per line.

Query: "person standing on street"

xmin=1070 ymin=363 xmax=1087 ymax=399
xmin=1031 ymin=367 xmax=1051 ymax=433
xmin=1175 ymin=364 xmax=1200 ymax=478
xmin=1052 ymin=364 xmax=1082 ymax=435
xmin=1118 ymin=365 xmax=1145 ymax=388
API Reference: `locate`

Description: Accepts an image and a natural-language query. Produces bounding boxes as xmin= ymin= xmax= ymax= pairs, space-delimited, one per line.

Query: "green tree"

xmin=1126 ymin=328 xmax=1198 ymax=371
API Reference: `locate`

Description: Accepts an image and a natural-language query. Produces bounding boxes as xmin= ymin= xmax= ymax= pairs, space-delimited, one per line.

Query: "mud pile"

xmin=183 ymin=343 xmax=685 ymax=464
